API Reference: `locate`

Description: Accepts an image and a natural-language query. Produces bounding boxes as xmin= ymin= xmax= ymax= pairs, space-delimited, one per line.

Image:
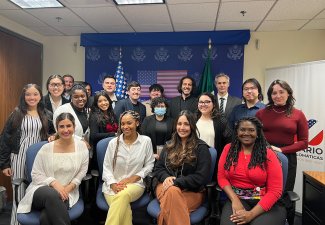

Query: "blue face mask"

xmin=154 ymin=107 xmax=166 ymax=116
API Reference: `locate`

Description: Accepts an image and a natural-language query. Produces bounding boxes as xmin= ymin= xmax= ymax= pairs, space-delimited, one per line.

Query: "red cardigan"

xmin=217 ymin=144 xmax=283 ymax=211
xmin=255 ymin=106 xmax=308 ymax=154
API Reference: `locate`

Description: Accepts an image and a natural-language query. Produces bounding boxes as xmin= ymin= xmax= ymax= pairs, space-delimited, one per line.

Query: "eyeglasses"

xmin=243 ymin=87 xmax=257 ymax=92
xmin=49 ymin=83 xmax=63 ymax=88
xmin=198 ymin=100 xmax=212 ymax=106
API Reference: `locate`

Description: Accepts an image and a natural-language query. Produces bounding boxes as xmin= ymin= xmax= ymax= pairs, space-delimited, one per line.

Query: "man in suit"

xmin=114 ymin=81 xmax=146 ymax=122
xmin=214 ymin=73 xmax=242 ymax=120
xmin=168 ymin=76 xmax=198 ymax=120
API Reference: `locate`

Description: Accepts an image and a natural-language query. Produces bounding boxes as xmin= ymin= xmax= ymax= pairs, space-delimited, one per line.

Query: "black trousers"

xmin=284 ymin=153 xmax=297 ymax=192
xmin=32 ymin=186 xmax=70 ymax=225
xmin=220 ymin=199 xmax=286 ymax=225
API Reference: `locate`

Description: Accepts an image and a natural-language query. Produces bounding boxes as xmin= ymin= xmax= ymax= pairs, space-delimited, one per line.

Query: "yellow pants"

xmin=104 ymin=184 xmax=144 ymax=225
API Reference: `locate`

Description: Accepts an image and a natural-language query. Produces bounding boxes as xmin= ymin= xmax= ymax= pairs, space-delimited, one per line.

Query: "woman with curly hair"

xmin=218 ymin=117 xmax=286 ymax=225
xmin=89 ymin=91 xmax=118 ymax=169
xmin=102 ymin=110 xmax=155 ymax=225
xmin=153 ymin=110 xmax=211 ymax=225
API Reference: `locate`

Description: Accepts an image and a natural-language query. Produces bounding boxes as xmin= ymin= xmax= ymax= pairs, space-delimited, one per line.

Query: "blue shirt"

xmin=229 ymin=101 xmax=265 ymax=130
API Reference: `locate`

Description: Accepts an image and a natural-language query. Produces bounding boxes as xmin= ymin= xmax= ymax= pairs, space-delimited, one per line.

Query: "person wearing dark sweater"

xmin=168 ymin=76 xmax=198 ymax=121
xmin=255 ymin=80 xmax=308 ymax=192
xmin=89 ymin=91 xmax=118 ymax=169
xmin=218 ymin=117 xmax=286 ymax=225
xmin=141 ymin=97 xmax=173 ymax=158
xmin=153 ymin=110 xmax=211 ymax=225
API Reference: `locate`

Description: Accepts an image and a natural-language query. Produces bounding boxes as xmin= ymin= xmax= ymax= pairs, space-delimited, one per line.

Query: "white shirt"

xmin=49 ymin=95 xmax=62 ymax=113
xmin=217 ymin=93 xmax=229 ymax=112
xmin=102 ymin=134 xmax=155 ymax=195
xmin=17 ymin=140 xmax=89 ymax=213
xmin=196 ymin=119 xmax=215 ymax=148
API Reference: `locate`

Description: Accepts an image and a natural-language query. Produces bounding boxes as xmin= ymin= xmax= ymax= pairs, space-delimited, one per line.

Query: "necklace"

xmin=272 ymin=107 xmax=286 ymax=113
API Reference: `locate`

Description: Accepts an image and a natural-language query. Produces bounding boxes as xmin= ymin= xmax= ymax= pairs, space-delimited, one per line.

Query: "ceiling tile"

xmin=266 ymin=0 xmax=325 ymax=20
xmin=94 ymin=24 xmax=135 ymax=33
xmin=169 ymin=3 xmax=219 ymax=23
xmin=54 ymin=26 xmax=96 ymax=36
xmin=25 ymin=8 xmax=88 ymax=27
xmin=302 ymin=19 xmax=325 ymax=30
xmin=133 ymin=23 xmax=173 ymax=32
xmin=216 ymin=21 xmax=259 ymax=30
xmin=218 ymin=1 xmax=274 ymax=22
xmin=258 ymin=20 xmax=308 ymax=31
xmin=0 ymin=9 xmax=46 ymax=26
xmin=0 ymin=1 xmax=20 ymax=9
xmin=166 ymin=0 xmax=219 ymax=4
xmin=28 ymin=26 xmax=63 ymax=36
xmin=315 ymin=9 xmax=325 ymax=19
xmin=119 ymin=5 xmax=170 ymax=24
xmin=173 ymin=22 xmax=215 ymax=31
xmin=60 ymin=0 xmax=115 ymax=7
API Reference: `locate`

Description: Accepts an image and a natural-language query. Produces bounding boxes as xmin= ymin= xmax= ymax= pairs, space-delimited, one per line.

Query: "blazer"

xmin=114 ymin=98 xmax=146 ymax=122
xmin=168 ymin=95 xmax=198 ymax=120
xmin=140 ymin=115 xmax=174 ymax=153
xmin=216 ymin=94 xmax=242 ymax=120
xmin=211 ymin=115 xmax=233 ymax=153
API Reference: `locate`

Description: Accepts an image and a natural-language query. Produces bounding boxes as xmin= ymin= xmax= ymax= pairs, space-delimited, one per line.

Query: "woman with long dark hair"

xmin=218 ymin=117 xmax=286 ymax=225
xmin=0 ymin=84 xmax=50 ymax=225
xmin=17 ymin=112 xmax=89 ymax=225
xmin=89 ymin=91 xmax=118 ymax=169
xmin=153 ymin=110 xmax=211 ymax=225
xmin=102 ymin=110 xmax=154 ymax=225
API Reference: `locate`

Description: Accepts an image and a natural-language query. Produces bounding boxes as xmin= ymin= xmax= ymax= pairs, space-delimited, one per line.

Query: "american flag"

xmin=137 ymin=70 xmax=187 ymax=98
xmin=307 ymin=119 xmax=323 ymax=146
xmin=115 ymin=60 xmax=128 ymax=99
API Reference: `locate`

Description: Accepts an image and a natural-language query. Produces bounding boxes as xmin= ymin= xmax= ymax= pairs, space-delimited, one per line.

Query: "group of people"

xmin=0 ymin=72 xmax=308 ymax=225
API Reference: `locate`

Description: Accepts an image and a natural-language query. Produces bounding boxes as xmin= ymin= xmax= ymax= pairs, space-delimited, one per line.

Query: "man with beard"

xmin=114 ymin=81 xmax=146 ymax=122
xmin=168 ymin=76 xmax=198 ymax=120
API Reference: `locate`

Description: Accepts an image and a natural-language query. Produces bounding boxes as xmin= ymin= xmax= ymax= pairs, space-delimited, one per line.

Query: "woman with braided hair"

xmin=218 ymin=117 xmax=286 ymax=225
xmin=102 ymin=110 xmax=155 ymax=225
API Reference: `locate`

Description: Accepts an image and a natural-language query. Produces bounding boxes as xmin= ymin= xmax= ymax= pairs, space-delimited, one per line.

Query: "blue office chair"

xmin=13 ymin=141 xmax=85 ymax=225
xmin=146 ymin=147 xmax=218 ymax=225
xmin=96 ymin=137 xmax=151 ymax=211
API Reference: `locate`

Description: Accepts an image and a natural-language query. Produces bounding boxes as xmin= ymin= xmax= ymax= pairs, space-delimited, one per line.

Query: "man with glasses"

xmin=214 ymin=73 xmax=242 ymax=120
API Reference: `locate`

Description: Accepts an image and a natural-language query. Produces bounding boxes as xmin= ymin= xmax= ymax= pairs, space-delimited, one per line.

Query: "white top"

xmin=102 ymin=134 xmax=155 ymax=195
xmin=53 ymin=103 xmax=89 ymax=140
xmin=217 ymin=93 xmax=229 ymax=112
xmin=196 ymin=119 xmax=215 ymax=148
xmin=17 ymin=140 xmax=89 ymax=213
xmin=49 ymin=95 xmax=62 ymax=113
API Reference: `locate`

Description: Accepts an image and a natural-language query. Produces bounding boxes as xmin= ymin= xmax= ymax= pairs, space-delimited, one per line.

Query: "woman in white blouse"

xmin=102 ymin=110 xmax=155 ymax=225
xmin=17 ymin=112 xmax=89 ymax=225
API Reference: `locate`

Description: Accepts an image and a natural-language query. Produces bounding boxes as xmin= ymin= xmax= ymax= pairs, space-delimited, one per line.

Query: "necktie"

xmin=219 ymin=97 xmax=225 ymax=113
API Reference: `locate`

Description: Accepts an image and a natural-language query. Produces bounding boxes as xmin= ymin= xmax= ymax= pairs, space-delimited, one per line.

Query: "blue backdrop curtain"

xmin=81 ymin=30 xmax=250 ymax=99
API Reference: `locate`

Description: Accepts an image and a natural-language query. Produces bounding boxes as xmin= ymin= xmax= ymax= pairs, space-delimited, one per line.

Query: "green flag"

xmin=197 ymin=45 xmax=214 ymax=95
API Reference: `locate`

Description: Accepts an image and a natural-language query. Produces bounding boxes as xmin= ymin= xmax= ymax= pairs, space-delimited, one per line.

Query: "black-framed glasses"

xmin=198 ymin=100 xmax=212 ymax=106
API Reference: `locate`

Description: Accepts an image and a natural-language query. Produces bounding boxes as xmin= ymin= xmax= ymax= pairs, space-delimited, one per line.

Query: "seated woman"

xmin=154 ymin=110 xmax=211 ymax=225
xmin=102 ymin=110 xmax=155 ymax=225
xmin=89 ymin=91 xmax=118 ymax=169
xmin=17 ymin=112 xmax=89 ymax=225
xmin=141 ymin=97 xmax=173 ymax=159
xmin=218 ymin=117 xmax=286 ymax=225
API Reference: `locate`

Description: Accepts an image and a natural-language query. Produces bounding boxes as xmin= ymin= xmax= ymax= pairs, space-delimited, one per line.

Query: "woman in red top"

xmin=218 ymin=117 xmax=286 ymax=225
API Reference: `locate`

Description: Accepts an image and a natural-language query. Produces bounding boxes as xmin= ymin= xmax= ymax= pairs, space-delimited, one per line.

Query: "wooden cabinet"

xmin=302 ymin=171 xmax=325 ymax=225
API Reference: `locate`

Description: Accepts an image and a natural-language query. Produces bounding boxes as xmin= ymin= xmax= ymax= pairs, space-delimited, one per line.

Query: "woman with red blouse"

xmin=218 ymin=117 xmax=286 ymax=225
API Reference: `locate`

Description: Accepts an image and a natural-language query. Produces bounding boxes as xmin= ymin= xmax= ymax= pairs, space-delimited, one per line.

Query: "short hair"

xmin=149 ymin=84 xmax=164 ymax=93
xmin=46 ymin=74 xmax=64 ymax=91
xmin=215 ymin=73 xmax=230 ymax=84
xmin=70 ymin=83 xmax=88 ymax=100
xmin=177 ymin=76 xmax=197 ymax=95
xmin=127 ymin=81 xmax=141 ymax=91
xmin=150 ymin=97 xmax=168 ymax=113
xmin=63 ymin=74 xmax=74 ymax=82
xmin=242 ymin=78 xmax=263 ymax=102
xmin=103 ymin=75 xmax=116 ymax=82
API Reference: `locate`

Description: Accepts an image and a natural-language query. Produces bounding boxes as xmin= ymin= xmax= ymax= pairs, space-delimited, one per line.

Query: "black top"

xmin=71 ymin=103 xmax=89 ymax=133
xmin=154 ymin=139 xmax=211 ymax=192
xmin=168 ymin=95 xmax=198 ymax=120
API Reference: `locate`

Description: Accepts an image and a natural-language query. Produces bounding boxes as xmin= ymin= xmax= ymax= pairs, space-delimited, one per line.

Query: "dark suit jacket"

xmin=168 ymin=95 xmax=198 ymax=120
xmin=216 ymin=94 xmax=242 ymax=120
xmin=140 ymin=115 xmax=174 ymax=153
xmin=43 ymin=93 xmax=70 ymax=113
xmin=114 ymin=98 xmax=146 ymax=122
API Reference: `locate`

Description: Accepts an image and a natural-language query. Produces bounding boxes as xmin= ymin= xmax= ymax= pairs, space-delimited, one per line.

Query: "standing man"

xmin=142 ymin=84 xmax=164 ymax=116
xmin=101 ymin=75 xmax=121 ymax=108
xmin=114 ymin=81 xmax=146 ymax=122
xmin=62 ymin=74 xmax=74 ymax=101
xmin=168 ymin=76 xmax=198 ymax=120
xmin=214 ymin=73 xmax=241 ymax=120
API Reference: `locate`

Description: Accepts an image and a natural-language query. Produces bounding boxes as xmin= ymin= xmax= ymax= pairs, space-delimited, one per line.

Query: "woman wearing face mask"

xmin=141 ymin=97 xmax=173 ymax=159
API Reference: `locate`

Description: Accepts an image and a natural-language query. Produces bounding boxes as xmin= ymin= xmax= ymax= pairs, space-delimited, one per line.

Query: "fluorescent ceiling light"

xmin=10 ymin=0 xmax=64 ymax=9
xmin=114 ymin=0 xmax=164 ymax=5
